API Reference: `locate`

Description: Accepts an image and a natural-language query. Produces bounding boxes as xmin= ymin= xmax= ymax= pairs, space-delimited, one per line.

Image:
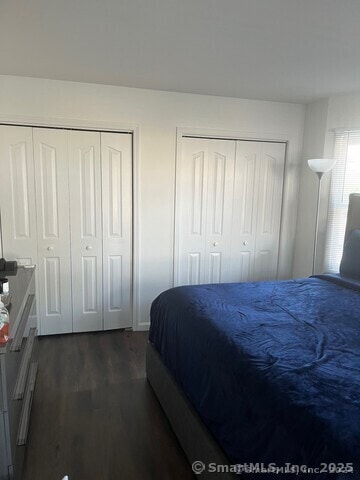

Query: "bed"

xmin=146 ymin=194 xmax=360 ymax=479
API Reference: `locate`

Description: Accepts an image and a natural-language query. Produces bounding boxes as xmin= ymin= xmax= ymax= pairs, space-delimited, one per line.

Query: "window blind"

xmin=324 ymin=130 xmax=360 ymax=273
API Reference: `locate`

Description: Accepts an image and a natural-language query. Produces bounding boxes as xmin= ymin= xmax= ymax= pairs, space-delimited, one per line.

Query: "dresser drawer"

xmin=13 ymin=328 xmax=37 ymax=401
xmin=10 ymin=295 xmax=35 ymax=352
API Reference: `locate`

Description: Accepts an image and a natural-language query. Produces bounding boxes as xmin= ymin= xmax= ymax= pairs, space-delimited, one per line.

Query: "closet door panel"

xmin=176 ymin=138 xmax=236 ymax=285
xmin=253 ymin=143 xmax=286 ymax=281
xmin=230 ymin=142 xmax=259 ymax=282
xmin=205 ymin=141 xmax=236 ymax=283
xmin=187 ymin=252 xmax=201 ymax=284
xmin=33 ymin=128 xmax=72 ymax=335
xmin=175 ymin=138 xmax=209 ymax=285
xmin=69 ymin=131 xmax=103 ymax=332
xmin=0 ymin=126 xmax=38 ymax=267
xmin=44 ymin=257 xmax=61 ymax=314
xmin=238 ymin=252 xmax=252 ymax=282
xmin=101 ymin=132 xmax=132 ymax=330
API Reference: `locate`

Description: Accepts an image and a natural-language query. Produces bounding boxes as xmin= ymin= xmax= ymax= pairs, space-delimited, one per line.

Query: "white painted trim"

xmin=174 ymin=127 xmax=300 ymax=282
xmin=135 ymin=321 xmax=150 ymax=331
xmin=176 ymin=126 xmax=290 ymax=144
xmin=0 ymin=113 xmax=140 ymax=331
xmin=0 ymin=114 xmax=137 ymax=133
xmin=131 ymin=126 xmax=143 ymax=331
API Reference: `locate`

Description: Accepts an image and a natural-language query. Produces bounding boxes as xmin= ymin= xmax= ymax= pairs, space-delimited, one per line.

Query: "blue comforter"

xmin=149 ymin=276 xmax=360 ymax=478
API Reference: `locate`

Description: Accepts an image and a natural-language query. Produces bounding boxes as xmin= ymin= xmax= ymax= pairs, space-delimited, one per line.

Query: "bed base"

xmin=146 ymin=342 xmax=236 ymax=479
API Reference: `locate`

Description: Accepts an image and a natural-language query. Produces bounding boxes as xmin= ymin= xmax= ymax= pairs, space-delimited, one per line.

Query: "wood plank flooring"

xmin=23 ymin=330 xmax=195 ymax=480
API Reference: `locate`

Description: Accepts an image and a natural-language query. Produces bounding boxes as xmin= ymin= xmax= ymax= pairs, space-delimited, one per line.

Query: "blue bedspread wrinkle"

xmin=149 ymin=276 xmax=360 ymax=478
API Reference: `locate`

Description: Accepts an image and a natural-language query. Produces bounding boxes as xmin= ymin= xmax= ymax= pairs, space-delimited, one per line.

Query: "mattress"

xmin=149 ymin=275 xmax=360 ymax=478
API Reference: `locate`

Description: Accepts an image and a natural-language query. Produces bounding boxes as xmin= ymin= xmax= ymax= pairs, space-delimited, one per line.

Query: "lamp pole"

xmin=307 ymin=158 xmax=337 ymax=277
xmin=312 ymin=172 xmax=324 ymax=275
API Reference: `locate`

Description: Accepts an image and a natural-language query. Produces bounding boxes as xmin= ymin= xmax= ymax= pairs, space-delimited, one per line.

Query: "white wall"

xmin=0 ymin=75 xmax=305 ymax=329
xmin=327 ymin=94 xmax=360 ymax=131
xmin=293 ymin=92 xmax=360 ymax=278
xmin=293 ymin=98 xmax=329 ymax=277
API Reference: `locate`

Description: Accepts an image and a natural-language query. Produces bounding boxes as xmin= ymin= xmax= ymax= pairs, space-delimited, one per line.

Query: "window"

xmin=324 ymin=130 xmax=360 ymax=273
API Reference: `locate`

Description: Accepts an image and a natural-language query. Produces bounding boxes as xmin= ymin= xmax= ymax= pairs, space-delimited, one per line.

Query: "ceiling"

xmin=0 ymin=0 xmax=359 ymax=104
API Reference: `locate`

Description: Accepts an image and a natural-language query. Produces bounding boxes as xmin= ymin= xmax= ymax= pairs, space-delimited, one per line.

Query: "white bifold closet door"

xmin=0 ymin=126 xmax=38 ymax=268
xmin=176 ymin=138 xmax=236 ymax=284
xmin=175 ymin=137 xmax=286 ymax=286
xmin=68 ymin=131 xmax=103 ymax=332
xmin=0 ymin=125 xmax=132 ymax=335
xmin=68 ymin=131 xmax=132 ymax=332
xmin=101 ymin=133 xmax=132 ymax=330
xmin=231 ymin=140 xmax=286 ymax=282
xmin=33 ymin=128 xmax=73 ymax=334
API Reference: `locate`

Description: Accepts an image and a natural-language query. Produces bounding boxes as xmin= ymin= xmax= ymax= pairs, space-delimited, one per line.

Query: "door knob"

xmin=85 ymin=245 xmax=93 ymax=251
xmin=243 ymin=241 xmax=248 ymax=246
xmin=213 ymin=242 xmax=219 ymax=247
xmin=47 ymin=246 xmax=54 ymax=251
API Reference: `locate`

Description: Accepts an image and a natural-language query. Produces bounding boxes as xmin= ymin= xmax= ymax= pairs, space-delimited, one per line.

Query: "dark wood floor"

xmin=23 ymin=330 xmax=195 ymax=480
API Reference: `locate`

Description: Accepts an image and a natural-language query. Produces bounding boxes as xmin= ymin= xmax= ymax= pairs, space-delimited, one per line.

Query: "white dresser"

xmin=0 ymin=267 xmax=38 ymax=480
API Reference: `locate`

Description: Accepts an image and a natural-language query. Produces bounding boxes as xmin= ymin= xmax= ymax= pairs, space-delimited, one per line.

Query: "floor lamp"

xmin=307 ymin=158 xmax=337 ymax=275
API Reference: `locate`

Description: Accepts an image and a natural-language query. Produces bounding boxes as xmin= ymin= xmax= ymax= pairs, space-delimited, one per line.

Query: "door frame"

xmin=174 ymin=127 xmax=296 ymax=283
xmin=0 ymin=115 xmax=140 ymax=331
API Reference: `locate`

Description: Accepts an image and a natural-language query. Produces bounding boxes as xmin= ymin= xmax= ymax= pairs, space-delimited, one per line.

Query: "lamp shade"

xmin=307 ymin=158 xmax=337 ymax=173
